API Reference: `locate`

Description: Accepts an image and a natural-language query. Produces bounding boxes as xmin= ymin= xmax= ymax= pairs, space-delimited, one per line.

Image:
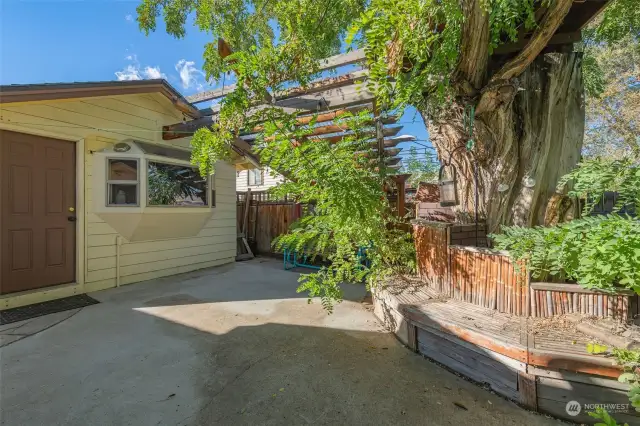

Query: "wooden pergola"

xmin=161 ymin=44 xmax=412 ymax=172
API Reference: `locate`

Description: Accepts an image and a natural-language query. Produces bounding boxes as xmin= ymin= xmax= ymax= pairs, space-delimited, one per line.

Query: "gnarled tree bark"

xmin=425 ymin=51 xmax=585 ymax=233
xmin=420 ymin=0 xmax=583 ymax=233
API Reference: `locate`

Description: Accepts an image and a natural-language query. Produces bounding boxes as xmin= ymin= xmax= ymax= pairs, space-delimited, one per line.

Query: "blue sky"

xmin=1 ymin=0 xmax=431 ymax=157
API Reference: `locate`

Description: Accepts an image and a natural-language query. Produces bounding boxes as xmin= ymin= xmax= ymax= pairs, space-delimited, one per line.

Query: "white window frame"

xmin=106 ymin=158 xmax=140 ymax=207
xmin=94 ymin=142 xmax=216 ymax=214
xmin=248 ymin=168 xmax=264 ymax=186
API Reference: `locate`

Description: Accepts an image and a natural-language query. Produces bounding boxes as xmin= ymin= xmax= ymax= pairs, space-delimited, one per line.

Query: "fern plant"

xmin=492 ymin=158 xmax=640 ymax=293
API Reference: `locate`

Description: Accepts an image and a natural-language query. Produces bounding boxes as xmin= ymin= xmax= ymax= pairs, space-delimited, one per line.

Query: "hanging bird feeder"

xmin=438 ymin=163 xmax=458 ymax=207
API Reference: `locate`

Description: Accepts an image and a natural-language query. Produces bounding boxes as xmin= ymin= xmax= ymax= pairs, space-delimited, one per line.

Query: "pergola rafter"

xmin=163 ymin=42 xmax=412 ymax=169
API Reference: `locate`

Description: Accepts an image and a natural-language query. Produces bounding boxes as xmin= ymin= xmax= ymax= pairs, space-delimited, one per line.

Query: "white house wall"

xmin=236 ymin=167 xmax=283 ymax=192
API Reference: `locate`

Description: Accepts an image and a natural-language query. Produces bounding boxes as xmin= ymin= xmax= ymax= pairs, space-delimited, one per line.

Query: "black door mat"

xmin=0 ymin=294 xmax=99 ymax=325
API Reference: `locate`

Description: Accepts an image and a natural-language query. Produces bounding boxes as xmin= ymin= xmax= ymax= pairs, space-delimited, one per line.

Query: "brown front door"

xmin=0 ymin=130 xmax=76 ymax=294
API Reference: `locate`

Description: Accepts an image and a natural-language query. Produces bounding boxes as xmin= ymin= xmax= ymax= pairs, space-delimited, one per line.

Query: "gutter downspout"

xmin=116 ymin=236 xmax=123 ymax=287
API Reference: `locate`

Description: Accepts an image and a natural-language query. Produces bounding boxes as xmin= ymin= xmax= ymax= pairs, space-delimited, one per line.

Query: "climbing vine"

xmin=259 ymin=109 xmax=416 ymax=311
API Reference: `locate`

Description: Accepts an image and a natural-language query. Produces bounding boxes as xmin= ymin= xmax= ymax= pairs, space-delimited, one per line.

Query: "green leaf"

xmin=618 ymin=373 xmax=637 ymax=383
xmin=587 ymin=343 xmax=609 ymax=354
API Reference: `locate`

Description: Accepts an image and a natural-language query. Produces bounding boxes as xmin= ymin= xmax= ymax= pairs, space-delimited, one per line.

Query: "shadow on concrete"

xmin=90 ymin=258 xmax=366 ymax=308
xmin=0 ymin=258 xmax=562 ymax=426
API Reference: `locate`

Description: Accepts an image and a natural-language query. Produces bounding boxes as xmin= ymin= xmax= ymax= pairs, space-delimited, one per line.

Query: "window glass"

xmin=109 ymin=159 xmax=138 ymax=181
xmin=248 ymin=169 xmax=263 ymax=186
xmin=147 ymin=161 xmax=208 ymax=207
xmin=108 ymin=184 xmax=138 ymax=206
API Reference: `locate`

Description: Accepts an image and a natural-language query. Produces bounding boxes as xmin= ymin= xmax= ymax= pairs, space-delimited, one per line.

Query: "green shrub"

xmin=492 ymin=158 xmax=640 ymax=293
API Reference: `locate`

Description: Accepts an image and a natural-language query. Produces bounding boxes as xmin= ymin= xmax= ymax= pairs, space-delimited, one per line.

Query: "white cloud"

xmin=115 ymin=65 xmax=142 ymax=81
xmin=125 ymin=14 xmax=134 ymax=22
xmin=143 ymin=66 xmax=166 ymax=79
xmin=115 ymin=56 xmax=166 ymax=81
xmin=175 ymin=59 xmax=205 ymax=90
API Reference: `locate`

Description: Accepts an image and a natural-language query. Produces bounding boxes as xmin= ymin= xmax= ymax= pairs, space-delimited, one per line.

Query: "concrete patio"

xmin=0 ymin=258 xmax=562 ymax=426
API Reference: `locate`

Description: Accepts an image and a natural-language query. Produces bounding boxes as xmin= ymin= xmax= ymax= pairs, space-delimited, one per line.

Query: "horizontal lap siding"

xmin=85 ymin=150 xmax=236 ymax=288
xmin=85 ymin=155 xmax=236 ymax=288
xmin=236 ymin=167 xmax=283 ymax=192
xmin=71 ymin=96 xmax=237 ymax=290
xmin=2 ymin=94 xmax=237 ymax=293
xmin=0 ymin=94 xmax=182 ymax=143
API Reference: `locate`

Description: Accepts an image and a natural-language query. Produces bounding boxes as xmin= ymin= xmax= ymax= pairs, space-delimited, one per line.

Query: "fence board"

xmin=237 ymin=192 xmax=302 ymax=255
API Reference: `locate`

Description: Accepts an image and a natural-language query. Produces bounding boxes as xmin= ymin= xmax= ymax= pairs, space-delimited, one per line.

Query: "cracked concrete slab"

xmin=0 ymin=258 xmax=563 ymax=426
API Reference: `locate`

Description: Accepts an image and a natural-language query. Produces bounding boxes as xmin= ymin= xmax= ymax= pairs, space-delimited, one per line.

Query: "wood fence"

xmin=237 ymin=191 xmax=302 ymax=255
xmin=413 ymin=220 xmax=637 ymax=322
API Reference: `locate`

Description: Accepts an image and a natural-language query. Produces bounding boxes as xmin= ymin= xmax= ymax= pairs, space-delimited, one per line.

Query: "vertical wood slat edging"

xmin=446 ymin=226 xmax=452 ymax=297
xmin=407 ymin=322 xmax=418 ymax=353
xmin=518 ymin=371 xmax=538 ymax=410
xmin=414 ymin=222 xmax=634 ymax=322
xmin=526 ymin=270 xmax=531 ymax=317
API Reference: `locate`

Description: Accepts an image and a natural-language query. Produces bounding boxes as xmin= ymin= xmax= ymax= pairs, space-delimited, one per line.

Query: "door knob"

xmin=68 ymin=216 xmax=77 ymax=222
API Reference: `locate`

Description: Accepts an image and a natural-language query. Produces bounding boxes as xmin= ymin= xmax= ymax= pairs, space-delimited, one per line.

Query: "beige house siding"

xmin=0 ymin=93 xmax=185 ymax=144
xmin=236 ymin=167 xmax=283 ymax=192
xmin=0 ymin=93 xmax=236 ymax=301
xmin=83 ymin=138 xmax=236 ymax=292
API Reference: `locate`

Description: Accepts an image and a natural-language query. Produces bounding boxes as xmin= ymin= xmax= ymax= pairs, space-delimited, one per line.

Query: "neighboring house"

xmin=236 ymin=167 xmax=283 ymax=192
xmin=0 ymin=80 xmax=255 ymax=309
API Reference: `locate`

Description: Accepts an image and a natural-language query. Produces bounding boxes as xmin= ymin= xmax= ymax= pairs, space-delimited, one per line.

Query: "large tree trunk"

xmin=425 ymin=51 xmax=585 ymax=233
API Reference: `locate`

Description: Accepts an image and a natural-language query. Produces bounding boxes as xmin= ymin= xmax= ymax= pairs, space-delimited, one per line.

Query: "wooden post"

xmin=242 ymin=188 xmax=252 ymax=235
xmin=518 ymin=372 xmax=538 ymax=410
xmin=236 ymin=188 xmax=254 ymax=260
xmin=397 ymin=178 xmax=406 ymax=219
xmin=407 ymin=323 xmax=418 ymax=353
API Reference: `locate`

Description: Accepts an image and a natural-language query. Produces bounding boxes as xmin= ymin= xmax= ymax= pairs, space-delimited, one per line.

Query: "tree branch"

xmin=454 ymin=0 xmax=490 ymax=94
xmin=477 ymin=0 xmax=574 ymax=114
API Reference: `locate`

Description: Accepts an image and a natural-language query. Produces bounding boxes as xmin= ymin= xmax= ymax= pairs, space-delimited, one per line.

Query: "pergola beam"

xmin=357 ymin=147 xmax=402 ymax=157
xmin=246 ymin=115 xmax=399 ymax=143
xmin=246 ymin=104 xmax=373 ymax=134
xmin=493 ymin=31 xmax=582 ymax=55
xmin=164 ymin=83 xmax=377 ymax=140
xmin=186 ymin=50 xmax=366 ymax=104
xmin=306 ymin=125 xmax=403 ymax=144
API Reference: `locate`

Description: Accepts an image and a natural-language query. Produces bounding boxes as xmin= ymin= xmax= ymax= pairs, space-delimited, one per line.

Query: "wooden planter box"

xmin=412 ymin=220 xmax=638 ymax=322
xmin=530 ymin=282 xmax=637 ymax=321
